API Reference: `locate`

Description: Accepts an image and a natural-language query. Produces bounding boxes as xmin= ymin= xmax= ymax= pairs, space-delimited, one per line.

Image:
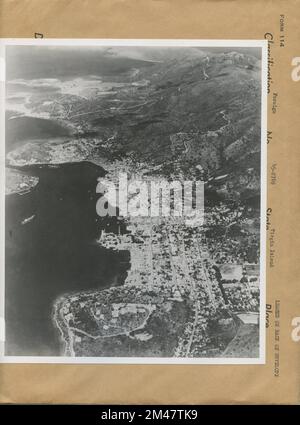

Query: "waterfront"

xmin=5 ymin=161 xmax=129 ymax=355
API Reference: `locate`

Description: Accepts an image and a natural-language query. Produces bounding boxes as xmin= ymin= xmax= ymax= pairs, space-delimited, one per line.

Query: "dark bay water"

xmin=5 ymin=161 xmax=129 ymax=356
xmin=5 ymin=116 xmax=72 ymax=152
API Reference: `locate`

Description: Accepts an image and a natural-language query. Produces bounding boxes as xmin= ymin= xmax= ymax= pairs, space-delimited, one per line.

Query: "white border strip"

xmin=0 ymin=38 xmax=268 ymax=364
xmin=0 ymin=43 xmax=5 ymax=353
xmin=1 ymin=38 xmax=267 ymax=47
xmin=2 ymin=355 xmax=265 ymax=364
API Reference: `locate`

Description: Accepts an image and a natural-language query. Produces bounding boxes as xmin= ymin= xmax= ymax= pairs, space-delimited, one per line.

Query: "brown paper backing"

xmin=0 ymin=0 xmax=299 ymax=405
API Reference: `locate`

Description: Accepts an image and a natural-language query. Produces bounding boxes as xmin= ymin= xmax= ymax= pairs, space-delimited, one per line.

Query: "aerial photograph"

xmin=4 ymin=43 xmax=263 ymax=360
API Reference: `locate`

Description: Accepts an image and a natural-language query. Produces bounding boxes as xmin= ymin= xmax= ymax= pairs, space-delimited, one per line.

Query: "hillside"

xmin=6 ymin=48 xmax=262 ymax=202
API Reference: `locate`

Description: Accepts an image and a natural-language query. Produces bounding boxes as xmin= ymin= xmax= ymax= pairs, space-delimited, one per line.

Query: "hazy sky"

xmin=6 ymin=45 xmax=261 ymax=80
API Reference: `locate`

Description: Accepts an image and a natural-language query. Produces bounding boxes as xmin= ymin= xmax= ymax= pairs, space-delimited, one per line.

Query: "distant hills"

xmin=6 ymin=47 xmax=262 ymax=202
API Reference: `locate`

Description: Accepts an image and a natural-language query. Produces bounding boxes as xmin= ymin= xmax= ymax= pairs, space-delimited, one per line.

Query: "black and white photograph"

xmin=1 ymin=40 xmax=267 ymax=363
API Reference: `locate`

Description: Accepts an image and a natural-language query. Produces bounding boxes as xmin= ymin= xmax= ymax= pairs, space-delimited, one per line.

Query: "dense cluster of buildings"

xmin=96 ymin=168 xmax=259 ymax=355
xmin=57 ymin=162 xmax=260 ymax=357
